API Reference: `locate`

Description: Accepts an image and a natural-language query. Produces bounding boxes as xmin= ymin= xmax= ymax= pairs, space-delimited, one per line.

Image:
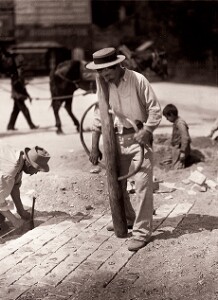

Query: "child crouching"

xmin=162 ymin=104 xmax=191 ymax=169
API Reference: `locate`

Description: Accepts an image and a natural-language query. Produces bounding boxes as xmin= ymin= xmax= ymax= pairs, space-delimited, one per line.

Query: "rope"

xmin=79 ymin=101 xmax=144 ymax=181
xmin=0 ymin=77 xmax=94 ymax=100
xmin=32 ymin=90 xmax=94 ymax=101
xmin=0 ymin=68 xmax=95 ymax=100
xmin=56 ymin=72 xmax=80 ymax=88
xmin=0 ymin=85 xmax=11 ymax=93
xmin=27 ymin=82 xmax=49 ymax=91
xmin=0 ymin=85 xmax=75 ymax=101
xmin=32 ymin=94 xmax=72 ymax=101
xmin=0 ymin=84 xmax=94 ymax=101
xmin=28 ymin=80 xmax=50 ymax=85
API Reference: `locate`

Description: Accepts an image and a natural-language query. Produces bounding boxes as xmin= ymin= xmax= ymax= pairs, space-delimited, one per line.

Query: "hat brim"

xmin=24 ymin=147 xmax=49 ymax=172
xmin=86 ymin=55 xmax=126 ymax=70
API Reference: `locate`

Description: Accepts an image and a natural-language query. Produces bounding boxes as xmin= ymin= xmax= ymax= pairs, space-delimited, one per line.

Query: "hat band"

xmin=93 ymin=52 xmax=117 ymax=65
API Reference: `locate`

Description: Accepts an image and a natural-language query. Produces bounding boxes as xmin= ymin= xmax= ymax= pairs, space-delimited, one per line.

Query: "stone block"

xmin=188 ymin=170 xmax=206 ymax=185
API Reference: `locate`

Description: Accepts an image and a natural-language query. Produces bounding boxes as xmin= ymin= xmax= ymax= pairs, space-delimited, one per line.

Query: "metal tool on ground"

xmin=30 ymin=196 xmax=36 ymax=229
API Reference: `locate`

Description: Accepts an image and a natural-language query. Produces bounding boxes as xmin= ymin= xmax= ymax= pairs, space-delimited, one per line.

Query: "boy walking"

xmin=7 ymin=60 xmax=38 ymax=131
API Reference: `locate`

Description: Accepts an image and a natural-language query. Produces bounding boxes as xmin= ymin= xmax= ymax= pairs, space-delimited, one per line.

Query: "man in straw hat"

xmin=0 ymin=142 xmax=50 ymax=228
xmin=86 ymin=47 xmax=162 ymax=251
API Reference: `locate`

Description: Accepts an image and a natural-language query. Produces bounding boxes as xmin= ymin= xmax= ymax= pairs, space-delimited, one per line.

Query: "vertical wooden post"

xmin=97 ymin=76 xmax=128 ymax=238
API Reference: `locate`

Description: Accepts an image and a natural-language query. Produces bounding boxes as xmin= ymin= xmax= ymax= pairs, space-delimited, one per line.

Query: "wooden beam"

xmin=97 ymin=76 xmax=128 ymax=238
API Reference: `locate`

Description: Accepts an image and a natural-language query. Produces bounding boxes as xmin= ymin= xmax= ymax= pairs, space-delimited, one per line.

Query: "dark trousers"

xmin=0 ymin=213 xmax=5 ymax=223
xmin=7 ymin=100 xmax=35 ymax=129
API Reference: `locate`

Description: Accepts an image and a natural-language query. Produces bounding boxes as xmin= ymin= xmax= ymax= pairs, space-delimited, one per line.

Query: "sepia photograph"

xmin=0 ymin=0 xmax=218 ymax=299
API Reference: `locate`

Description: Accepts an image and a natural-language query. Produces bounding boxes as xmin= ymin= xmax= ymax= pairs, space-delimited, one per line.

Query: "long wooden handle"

xmin=31 ymin=197 xmax=36 ymax=220
xmin=30 ymin=196 xmax=36 ymax=229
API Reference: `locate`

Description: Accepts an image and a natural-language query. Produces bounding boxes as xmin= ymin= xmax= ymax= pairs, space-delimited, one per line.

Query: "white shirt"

xmin=0 ymin=142 xmax=23 ymax=208
xmin=93 ymin=68 xmax=162 ymax=132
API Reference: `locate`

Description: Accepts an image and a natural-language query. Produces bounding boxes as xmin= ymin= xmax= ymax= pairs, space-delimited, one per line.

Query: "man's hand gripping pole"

xmin=79 ymin=102 xmax=144 ymax=181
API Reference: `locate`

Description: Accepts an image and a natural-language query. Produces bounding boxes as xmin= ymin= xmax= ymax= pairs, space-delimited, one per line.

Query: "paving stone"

xmin=109 ymin=269 xmax=140 ymax=286
xmin=70 ymin=274 xmax=113 ymax=300
xmin=54 ymin=281 xmax=81 ymax=297
xmin=24 ymin=247 xmax=54 ymax=263
xmin=41 ymin=235 xmax=74 ymax=253
xmin=98 ymin=236 xmax=126 ymax=251
xmin=64 ymin=267 xmax=93 ymax=284
xmin=42 ymin=294 xmax=68 ymax=300
xmin=0 ymin=234 xmax=34 ymax=261
xmin=2 ymin=260 xmax=37 ymax=286
xmin=88 ymin=215 xmax=112 ymax=230
xmin=39 ymin=259 xmax=78 ymax=287
xmin=61 ymin=249 xmax=92 ymax=263
xmin=15 ymin=262 xmax=57 ymax=286
xmin=153 ymin=203 xmax=178 ymax=230
xmin=98 ymin=227 xmax=115 ymax=236
xmin=0 ymin=198 xmax=203 ymax=299
xmin=88 ymin=248 xmax=113 ymax=262
xmin=0 ymin=255 xmax=21 ymax=276
xmin=157 ymin=202 xmax=195 ymax=231
xmin=78 ymin=241 xmax=101 ymax=252
xmin=91 ymin=233 xmax=111 ymax=243
xmin=14 ymin=247 xmax=70 ymax=286
xmin=0 ymin=284 xmax=29 ymax=300
xmin=58 ymin=226 xmax=82 ymax=239
xmin=97 ymin=246 xmax=133 ymax=284
xmin=16 ymin=282 xmax=52 ymax=300
xmin=60 ymin=240 xmax=80 ymax=252
xmin=0 ymin=277 xmax=8 ymax=290
xmin=168 ymin=202 xmax=194 ymax=217
xmin=71 ymin=231 xmax=95 ymax=246
xmin=41 ymin=247 xmax=70 ymax=265
xmin=77 ymin=259 xmax=103 ymax=271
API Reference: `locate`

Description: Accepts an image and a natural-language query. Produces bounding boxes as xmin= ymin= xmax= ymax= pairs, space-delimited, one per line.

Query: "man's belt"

xmin=114 ymin=126 xmax=135 ymax=135
xmin=114 ymin=120 xmax=144 ymax=135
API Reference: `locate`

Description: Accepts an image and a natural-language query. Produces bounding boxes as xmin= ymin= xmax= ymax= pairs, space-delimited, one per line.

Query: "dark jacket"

xmin=171 ymin=117 xmax=191 ymax=153
xmin=11 ymin=74 xmax=29 ymax=101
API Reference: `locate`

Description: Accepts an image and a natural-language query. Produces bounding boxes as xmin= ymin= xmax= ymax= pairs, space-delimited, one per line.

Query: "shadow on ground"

xmin=0 ymin=126 xmax=55 ymax=138
xmin=0 ymin=210 xmax=93 ymax=245
xmin=153 ymin=213 xmax=218 ymax=242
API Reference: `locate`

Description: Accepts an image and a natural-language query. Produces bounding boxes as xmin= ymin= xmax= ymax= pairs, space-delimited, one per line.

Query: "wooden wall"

xmin=0 ymin=0 xmax=14 ymax=42
xmin=14 ymin=0 xmax=92 ymax=49
xmin=15 ymin=0 xmax=91 ymax=25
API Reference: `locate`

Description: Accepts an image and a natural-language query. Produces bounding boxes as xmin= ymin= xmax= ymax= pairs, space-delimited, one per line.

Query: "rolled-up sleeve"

xmin=92 ymin=103 xmax=102 ymax=132
xmin=142 ymin=80 xmax=162 ymax=133
xmin=92 ymin=75 xmax=108 ymax=133
xmin=0 ymin=174 xmax=15 ymax=209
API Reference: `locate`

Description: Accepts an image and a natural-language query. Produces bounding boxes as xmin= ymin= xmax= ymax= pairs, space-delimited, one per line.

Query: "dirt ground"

xmin=20 ymin=134 xmax=218 ymax=217
xmin=1 ymin=76 xmax=218 ymax=299
xmin=18 ymin=133 xmax=218 ymax=300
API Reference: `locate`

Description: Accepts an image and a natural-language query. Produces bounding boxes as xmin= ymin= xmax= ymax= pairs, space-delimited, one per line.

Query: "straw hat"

xmin=86 ymin=47 xmax=125 ymax=70
xmin=24 ymin=146 xmax=50 ymax=172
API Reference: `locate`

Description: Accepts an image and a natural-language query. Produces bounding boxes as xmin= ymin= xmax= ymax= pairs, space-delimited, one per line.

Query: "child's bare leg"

xmin=0 ymin=211 xmax=24 ymax=228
